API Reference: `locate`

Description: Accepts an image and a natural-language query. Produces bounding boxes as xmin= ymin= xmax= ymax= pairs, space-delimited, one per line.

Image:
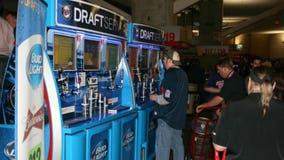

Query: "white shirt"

xmin=0 ymin=17 xmax=14 ymax=56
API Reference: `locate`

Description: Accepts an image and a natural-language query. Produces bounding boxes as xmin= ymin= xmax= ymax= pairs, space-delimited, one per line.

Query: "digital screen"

xmin=140 ymin=49 xmax=149 ymax=69
xmin=149 ymin=50 xmax=158 ymax=68
xmin=84 ymin=39 xmax=100 ymax=70
xmin=106 ymin=44 xmax=119 ymax=70
xmin=53 ymin=35 xmax=76 ymax=70
xmin=128 ymin=47 xmax=138 ymax=69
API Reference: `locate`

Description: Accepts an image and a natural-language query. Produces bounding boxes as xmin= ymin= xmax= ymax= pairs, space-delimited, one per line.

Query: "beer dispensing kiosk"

xmin=44 ymin=0 xmax=137 ymax=159
xmin=127 ymin=23 xmax=164 ymax=160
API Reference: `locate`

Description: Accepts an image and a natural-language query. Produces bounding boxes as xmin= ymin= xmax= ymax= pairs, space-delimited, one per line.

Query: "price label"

xmin=28 ymin=143 xmax=42 ymax=160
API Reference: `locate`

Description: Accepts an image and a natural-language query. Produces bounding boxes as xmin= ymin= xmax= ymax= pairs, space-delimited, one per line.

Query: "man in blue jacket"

xmin=150 ymin=48 xmax=188 ymax=160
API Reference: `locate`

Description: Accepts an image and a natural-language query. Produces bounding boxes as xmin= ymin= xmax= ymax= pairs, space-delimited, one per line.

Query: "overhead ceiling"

xmin=223 ymin=0 xmax=284 ymax=37
xmin=3 ymin=0 xmax=284 ymax=39
xmin=174 ymin=0 xmax=284 ymax=39
xmin=106 ymin=0 xmax=284 ymax=38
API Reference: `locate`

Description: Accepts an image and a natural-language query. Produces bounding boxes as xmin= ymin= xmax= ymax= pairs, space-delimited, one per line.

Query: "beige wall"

xmin=250 ymin=34 xmax=270 ymax=58
xmin=226 ymin=33 xmax=284 ymax=59
xmin=269 ymin=34 xmax=284 ymax=59
xmin=131 ymin=0 xmax=175 ymax=27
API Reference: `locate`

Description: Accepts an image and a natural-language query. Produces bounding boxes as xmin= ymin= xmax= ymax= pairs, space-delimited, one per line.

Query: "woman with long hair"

xmin=212 ymin=66 xmax=284 ymax=160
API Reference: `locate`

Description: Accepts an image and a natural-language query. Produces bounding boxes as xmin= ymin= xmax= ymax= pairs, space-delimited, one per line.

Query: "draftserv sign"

xmin=56 ymin=0 xmax=128 ymax=39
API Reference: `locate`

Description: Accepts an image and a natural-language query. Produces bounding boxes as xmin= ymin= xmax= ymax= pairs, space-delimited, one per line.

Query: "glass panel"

xmin=106 ymin=44 xmax=119 ymax=70
xmin=84 ymin=39 xmax=100 ymax=70
xmin=140 ymin=49 xmax=148 ymax=69
xmin=128 ymin=47 xmax=138 ymax=69
xmin=54 ymin=35 xmax=75 ymax=70
xmin=149 ymin=50 xmax=158 ymax=68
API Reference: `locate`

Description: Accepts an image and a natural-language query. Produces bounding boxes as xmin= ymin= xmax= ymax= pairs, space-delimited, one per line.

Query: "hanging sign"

xmin=56 ymin=0 xmax=128 ymax=39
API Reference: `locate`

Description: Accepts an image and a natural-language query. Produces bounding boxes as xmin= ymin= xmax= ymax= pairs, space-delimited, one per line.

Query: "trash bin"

xmin=190 ymin=115 xmax=217 ymax=160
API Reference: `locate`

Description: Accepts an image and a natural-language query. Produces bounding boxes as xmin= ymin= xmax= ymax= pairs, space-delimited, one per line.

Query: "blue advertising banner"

xmin=90 ymin=130 xmax=109 ymax=160
xmin=56 ymin=0 xmax=128 ymax=39
xmin=122 ymin=120 xmax=135 ymax=159
xmin=129 ymin=23 xmax=164 ymax=46
xmin=15 ymin=0 xmax=47 ymax=159
xmin=0 ymin=125 xmax=14 ymax=160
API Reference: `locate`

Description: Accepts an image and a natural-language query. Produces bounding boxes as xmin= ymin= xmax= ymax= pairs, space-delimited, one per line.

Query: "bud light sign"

xmin=91 ymin=139 xmax=108 ymax=160
xmin=26 ymin=44 xmax=43 ymax=89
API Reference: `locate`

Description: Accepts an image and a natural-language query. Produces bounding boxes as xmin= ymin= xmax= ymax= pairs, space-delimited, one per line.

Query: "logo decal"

xmin=135 ymin=27 xmax=139 ymax=38
xmin=165 ymin=89 xmax=171 ymax=98
xmin=4 ymin=141 xmax=15 ymax=160
xmin=123 ymin=128 xmax=134 ymax=148
xmin=23 ymin=107 xmax=44 ymax=142
xmin=92 ymin=139 xmax=108 ymax=160
xmin=26 ymin=44 xmax=43 ymax=89
xmin=62 ymin=4 xmax=72 ymax=20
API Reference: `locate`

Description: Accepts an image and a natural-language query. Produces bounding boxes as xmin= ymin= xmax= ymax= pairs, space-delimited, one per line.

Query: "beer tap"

xmin=108 ymin=70 xmax=115 ymax=90
xmin=57 ymin=68 xmax=69 ymax=96
xmin=136 ymin=67 xmax=142 ymax=99
xmin=149 ymin=78 xmax=155 ymax=94
xmin=72 ymin=71 xmax=81 ymax=95
xmin=141 ymin=81 xmax=146 ymax=101
xmin=98 ymin=93 xmax=103 ymax=113
xmin=103 ymin=96 xmax=108 ymax=116
xmin=88 ymin=89 xmax=95 ymax=118
xmin=81 ymin=95 xmax=89 ymax=118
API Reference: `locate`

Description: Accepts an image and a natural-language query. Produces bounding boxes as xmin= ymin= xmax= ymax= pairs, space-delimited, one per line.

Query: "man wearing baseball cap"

xmin=150 ymin=48 xmax=188 ymax=160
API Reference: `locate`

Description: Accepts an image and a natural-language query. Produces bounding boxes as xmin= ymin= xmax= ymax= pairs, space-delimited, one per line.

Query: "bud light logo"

xmin=91 ymin=140 xmax=108 ymax=160
xmin=26 ymin=44 xmax=43 ymax=89
xmin=62 ymin=4 xmax=72 ymax=20
xmin=4 ymin=141 xmax=15 ymax=160
xmin=123 ymin=128 xmax=134 ymax=148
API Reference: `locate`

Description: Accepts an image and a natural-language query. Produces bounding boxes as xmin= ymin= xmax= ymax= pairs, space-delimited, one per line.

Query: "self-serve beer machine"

xmin=127 ymin=23 xmax=165 ymax=160
xmin=44 ymin=0 xmax=137 ymax=159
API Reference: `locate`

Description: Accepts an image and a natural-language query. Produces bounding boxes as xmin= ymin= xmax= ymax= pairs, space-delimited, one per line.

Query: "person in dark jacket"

xmin=213 ymin=66 xmax=284 ymax=160
xmin=196 ymin=58 xmax=246 ymax=113
xmin=150 ymin=48 xmax=188 ymax=160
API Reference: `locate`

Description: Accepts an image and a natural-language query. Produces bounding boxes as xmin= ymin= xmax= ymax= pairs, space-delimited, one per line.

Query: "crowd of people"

xmin=183 ymin=55 xmax=284 ymax=160
xmin=148 ymin=46 xmax=284 ymax=160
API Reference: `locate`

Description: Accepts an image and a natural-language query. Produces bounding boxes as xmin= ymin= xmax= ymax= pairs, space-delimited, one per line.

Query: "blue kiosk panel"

xmin=0 ymin=125 xmax=14 ymax=160
xmin=119 ymin=112 xmax=138 ymax=160
xmin=147 ymin=107 xmax=157 ymax=159
xmin=137 ymin=102 xmax=158 ymax=160
xmin=87 ymin=122 xmax=112 ymax=160
xmin=127 ymin=23 xmax=164 ymax=160
xmin=65 ymin=131 xmax=86 ymax=160
xmin=45 ymin=0 xmax=135 ymax=159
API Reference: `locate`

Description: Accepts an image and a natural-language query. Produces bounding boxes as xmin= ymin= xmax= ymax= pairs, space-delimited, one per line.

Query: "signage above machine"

xmin=56 ymin=0 xmax=128 ymax=39
xmin=197 ymin=45 xmax=229 ymax=56
xmin=129 ymin=23 xmax=164 ymax=46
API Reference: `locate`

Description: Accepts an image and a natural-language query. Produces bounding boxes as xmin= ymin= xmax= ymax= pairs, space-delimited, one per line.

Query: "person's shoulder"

xmin=169 ymin=66 xmax=183 ymax=73
xmin=168 ymin=67 xmax=188 ymax=79
xmin=0 ymin=16 xmax=7 ymax=24
xmin=0 ymin=17 xmax=12 ymax=29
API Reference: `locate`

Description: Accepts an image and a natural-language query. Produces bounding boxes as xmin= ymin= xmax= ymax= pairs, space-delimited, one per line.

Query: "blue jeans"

xmin=156 ymin=119 xmax=184 ymax=160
